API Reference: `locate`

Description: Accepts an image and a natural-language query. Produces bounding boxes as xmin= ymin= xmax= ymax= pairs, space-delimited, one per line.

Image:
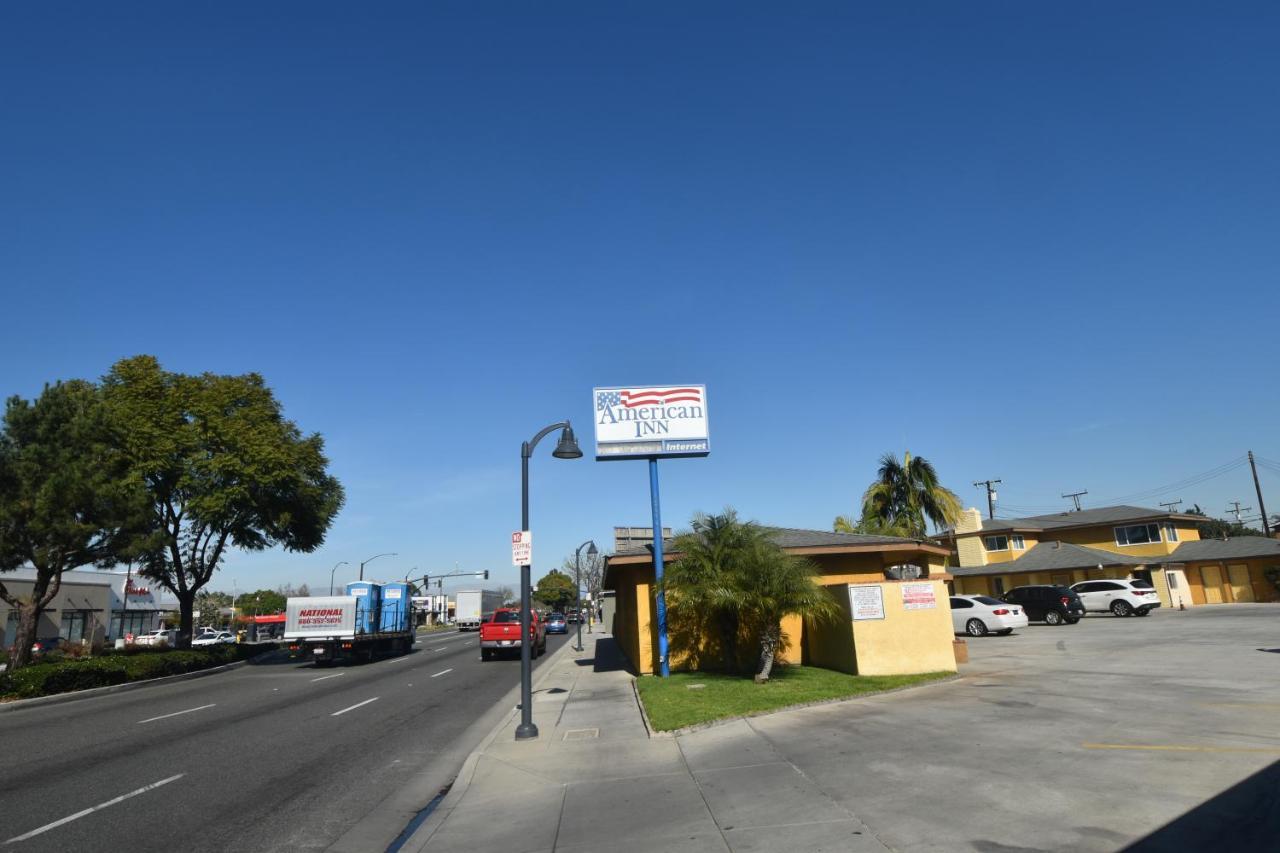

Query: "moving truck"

xmin=455 ymin=589 xmax=503 ymax=631
xmin=284 ymin=583 xmax=415 ymax=664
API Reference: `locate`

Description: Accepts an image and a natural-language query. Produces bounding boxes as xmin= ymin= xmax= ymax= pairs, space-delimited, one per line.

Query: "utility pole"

xmin=1226 ymin=501 xmax=1251 ymax=524
xmin=1158 ymin=499 xmax=1182 ymax=514
xmin=974 ymin=479 xmax=1002 ymax=520
xmin=1062 ymin=490 xmax=1088 ymax=512
xmin=1248 ymin=451 xmax=1271 ymax=536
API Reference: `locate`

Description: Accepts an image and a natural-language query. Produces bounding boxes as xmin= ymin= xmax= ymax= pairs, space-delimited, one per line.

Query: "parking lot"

xmin=745 ymin=604 xmax=1280 ymax=852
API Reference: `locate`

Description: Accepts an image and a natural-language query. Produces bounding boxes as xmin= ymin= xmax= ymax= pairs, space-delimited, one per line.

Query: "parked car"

xmin=479 ymin=608 xmax=546 ymax=660
xmin=546 ymin=613 xmax=568 ymax=634
xmin=133 ymin=628 xmax=178 ymax=647
xmin=1000 ymin=585 xmax=1086 ymax=625
xmin=1071 ymin=579 xmax=1161 ymax=617
xmin=949 ymin=595 xmax=1029 ymax=637
xmin=31 ymin=637 xmax=64 ymax=656
xmin=565 ymin=609 xmax=580 ymax=624
xmin=192 ymin=631 xmax=235 ymax=646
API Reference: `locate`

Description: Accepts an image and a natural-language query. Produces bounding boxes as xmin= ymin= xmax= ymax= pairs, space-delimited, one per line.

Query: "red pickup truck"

xmin=479 ymin=608 xmax=547 ymax=661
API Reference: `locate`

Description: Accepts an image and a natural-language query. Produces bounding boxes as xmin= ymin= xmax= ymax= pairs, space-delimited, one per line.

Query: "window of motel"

xmin=1115 ymin=523 xmax=1162 ymax=546
xmin=984 ymin=535 xmax=1009 ymax=552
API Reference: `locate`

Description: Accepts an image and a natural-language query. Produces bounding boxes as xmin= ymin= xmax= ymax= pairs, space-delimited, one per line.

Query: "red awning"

xmin=250 ymin=613 xmax=286 ymax=624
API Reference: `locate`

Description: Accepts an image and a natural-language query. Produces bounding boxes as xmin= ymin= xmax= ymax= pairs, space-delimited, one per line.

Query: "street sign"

xmin=593 ymin=386 xmax=710 ymax=460
xmin=511 ymin=530 xmax=532 ymax=566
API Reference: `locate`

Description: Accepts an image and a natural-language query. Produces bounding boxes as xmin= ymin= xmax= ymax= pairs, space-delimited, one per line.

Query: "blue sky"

xmin=3 ymin=3 xmax=1278 ymax=595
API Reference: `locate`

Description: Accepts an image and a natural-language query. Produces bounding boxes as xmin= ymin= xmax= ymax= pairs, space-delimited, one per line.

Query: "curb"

xmin=394 ymin=636 xmax=587 ymax=853
xmin=0 ymin=657 xmax=255 ymax=712
xmin=638 ymin=670 xmax=963 ymax=737
xmin=333 ymin=635 xmax=585 ymax=853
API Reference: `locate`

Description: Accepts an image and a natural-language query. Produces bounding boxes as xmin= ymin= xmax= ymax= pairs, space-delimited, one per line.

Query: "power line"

xmin=973 ymin=479 xmax=1001 ymax=520
xmin=1158 ymin=499 xmax=1183 ymax=513
xmin=1062 ymin=490 xmax=1088 ymax=511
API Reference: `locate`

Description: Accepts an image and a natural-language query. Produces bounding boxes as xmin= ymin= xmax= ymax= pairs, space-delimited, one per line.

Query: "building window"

xmin=984 ymin=535 xmax=1009 ymax=552
xmin=1114 ymin=523 xmax=1162 ymax=546
xmin=1011 ymin=535 xmax=1026 ymax=550
xmin=59 ymin=610 xmax=89 ymax=643
xmin=1162 ymin=523 xmax=1179 ymax=542
xmin=992 ymin=577 xmax=1006 ymax=595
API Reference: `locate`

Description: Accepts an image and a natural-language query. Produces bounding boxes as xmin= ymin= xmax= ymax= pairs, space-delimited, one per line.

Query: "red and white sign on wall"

xmin=511 ymin=530 xmax=532 ymax=567
xmin=901 ymin=582 xmax=937 ymax=610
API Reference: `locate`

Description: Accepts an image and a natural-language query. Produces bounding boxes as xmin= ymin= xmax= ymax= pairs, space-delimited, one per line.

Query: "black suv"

xmin=1001 ymin=585 xmax=1086 ymax=625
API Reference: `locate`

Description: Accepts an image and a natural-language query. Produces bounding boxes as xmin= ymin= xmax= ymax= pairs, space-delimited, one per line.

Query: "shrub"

xmin=1 ymin=644 xmax=261 ymax=700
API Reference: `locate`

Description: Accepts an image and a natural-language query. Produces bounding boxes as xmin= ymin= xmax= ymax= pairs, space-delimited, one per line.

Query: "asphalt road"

xmin=0 ymin=629 xmax=574 ymax=852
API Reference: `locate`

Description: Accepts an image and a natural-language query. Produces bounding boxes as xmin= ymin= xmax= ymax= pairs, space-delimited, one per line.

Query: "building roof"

xmin=960 ymin=505 xmax=1201 ymax=535
xmin=612 ymin=526 xmax=938 ymax=558
xmin=1164 ymin=536 xmax=1280 ymax=563
xmin=951 ymin=541 xmax=1149 ymax=578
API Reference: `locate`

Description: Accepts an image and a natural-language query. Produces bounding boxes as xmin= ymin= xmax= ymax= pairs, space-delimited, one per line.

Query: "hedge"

xmin=1 ymin=644 xmax=264 ymax=700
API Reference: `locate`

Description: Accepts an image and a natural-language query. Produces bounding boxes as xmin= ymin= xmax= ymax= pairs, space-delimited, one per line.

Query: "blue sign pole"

xmin=649 ymin=457 xmax=670 ymax=677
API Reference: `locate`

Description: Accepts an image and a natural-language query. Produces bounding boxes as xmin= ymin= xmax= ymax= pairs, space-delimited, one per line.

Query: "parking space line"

xmin=430 ymin=669 xmax=452 ymax=678
xmin=5 ymin=774 xmax=184 ymax=843
xmin=137 ymin=704 xmax=216 ymax=725
xmin=1083 ymin=742 xmax=1280 ymax=754
xmin=311 ymin=673 xmax=344 ymax=682
xmin=331 ymin=697 xmax=379 ymax=717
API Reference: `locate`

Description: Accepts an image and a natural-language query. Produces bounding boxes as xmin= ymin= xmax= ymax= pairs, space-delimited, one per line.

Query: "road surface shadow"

xmin=1123 ymin=759 xmax=1280 ymax=851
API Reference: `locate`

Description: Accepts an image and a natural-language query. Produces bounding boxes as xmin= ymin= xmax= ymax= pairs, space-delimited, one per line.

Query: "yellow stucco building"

xmin=603 ymin=527 xmax=957 ymax=677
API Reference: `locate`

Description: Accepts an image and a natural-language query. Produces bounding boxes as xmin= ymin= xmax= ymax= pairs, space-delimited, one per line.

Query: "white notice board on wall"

xmin=901 ymin=583 xmax=937 ymax=610
xmin=848 ymin=585 xmax=885 ymax=620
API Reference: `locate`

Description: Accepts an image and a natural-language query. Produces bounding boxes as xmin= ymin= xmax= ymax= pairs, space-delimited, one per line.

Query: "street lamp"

xmin=330 ymin=561 xmax=349 ymax=596
xmin=574 ymin=540 xmax=597 ymax=652
xmin=359 ymin=552 xmax=398 ymax=581
xmin=517 ymin=420 xmax=582 ymax=741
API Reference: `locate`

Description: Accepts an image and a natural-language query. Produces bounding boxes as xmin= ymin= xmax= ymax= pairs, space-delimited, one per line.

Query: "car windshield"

xmin=549 ymin=614 xmax=565 ymax=620
xmin=1131 ymin=579 xmax=1154 ymax=589
xmin=973 ymin=596 xmax=1004 ymax=606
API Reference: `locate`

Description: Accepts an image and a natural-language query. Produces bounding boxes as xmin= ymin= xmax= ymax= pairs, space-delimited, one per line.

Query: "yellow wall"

xmin=1179 ymin=559 xmax=1280 ymax=606
xmin=954 ymin=521 xmax=1201 ymax=567
xmin=812 ymin=580 xmax=958 ymax=676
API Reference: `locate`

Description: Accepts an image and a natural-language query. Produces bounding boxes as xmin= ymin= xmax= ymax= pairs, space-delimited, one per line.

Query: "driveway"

xmin=735 ymin=604 xmax=1280 ymax=852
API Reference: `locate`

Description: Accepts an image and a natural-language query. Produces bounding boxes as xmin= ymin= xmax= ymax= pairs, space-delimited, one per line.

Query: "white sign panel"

xmin=285 ymin=596 xmax=357 ymax=638
xmin=384 ymin=588 xmax=402 ymax=600
xmin=512 ymin=530 xmax=532 ymax=566
xmin=848 ymin=585 xmax=885 ymax=621
xmin=593 ymin=386 xmax=710 ymax=460
xmin=901 ymin=582 xmax=937 ymax=610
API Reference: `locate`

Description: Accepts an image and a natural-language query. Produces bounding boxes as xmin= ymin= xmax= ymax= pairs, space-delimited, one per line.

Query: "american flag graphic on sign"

xmin=617 ymin=387 xmax=702 ymax=408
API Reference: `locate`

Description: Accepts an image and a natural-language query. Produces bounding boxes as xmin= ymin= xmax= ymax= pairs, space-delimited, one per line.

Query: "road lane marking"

xmin=137 ymin=704 xmax=216 ymax=725
xmin=331 ymin=697 xmax=379 ymax=716
xmin=430 ymin=669 xmax=452 ymax=678
xmin=311 ymin=673 xmax=345 ymax=682
xmin=1083 ymin=742 xmax=1280 ymax=754
xmin=5 ymin=774 xmax=184 ymax=843
xmin=433 ymin=646 xmax=450 ymax=651
xmin=384 ymin=655 xmax=411 ymax=663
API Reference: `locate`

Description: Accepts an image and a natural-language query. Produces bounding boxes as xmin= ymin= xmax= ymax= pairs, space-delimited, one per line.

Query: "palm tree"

xmin=663 ymin=509 xmax=840 ymax=682
xmin=833 ymin=513 xmax=916 ymax=537
xmin=855 ymin=451 xmax=961 ymax=537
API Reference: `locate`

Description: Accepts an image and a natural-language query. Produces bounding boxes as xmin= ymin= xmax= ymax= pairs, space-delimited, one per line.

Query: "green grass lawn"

xmin=635 ymin=666 xmax=953 ymax=732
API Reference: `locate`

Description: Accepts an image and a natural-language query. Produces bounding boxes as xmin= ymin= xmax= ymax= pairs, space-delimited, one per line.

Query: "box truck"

xmin=455 ymin=589 xmax=503 ymax=631
xmin=284 ymin=581 xmax=415 ymax=664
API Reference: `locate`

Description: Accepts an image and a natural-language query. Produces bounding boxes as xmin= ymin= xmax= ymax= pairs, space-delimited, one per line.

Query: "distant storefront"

xmin=0 ymin=568 xmax=113 ymax=648
xmin=99 ymin=570 xmax=181 ymax=640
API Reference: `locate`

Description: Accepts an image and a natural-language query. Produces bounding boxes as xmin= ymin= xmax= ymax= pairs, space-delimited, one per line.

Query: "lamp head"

xmin=587 ymin=542 xmax=598 ymax=557
xmin=552 ymin=425 xmax=583 ymax=459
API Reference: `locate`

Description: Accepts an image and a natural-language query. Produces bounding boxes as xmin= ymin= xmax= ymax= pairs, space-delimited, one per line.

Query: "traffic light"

xmin=483 ymin=570 xmax=490 ymax=580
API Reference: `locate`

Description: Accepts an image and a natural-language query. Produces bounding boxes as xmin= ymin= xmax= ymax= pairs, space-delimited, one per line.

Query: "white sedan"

xmin=950 ymin=595 xmax=1029 ymax=637
xmin=192 ymin=631 xmax=235 ymax=646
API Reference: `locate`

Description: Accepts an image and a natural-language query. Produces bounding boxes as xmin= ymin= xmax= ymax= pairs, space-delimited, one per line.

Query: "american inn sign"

xmin=593 ymin=385 xmax=711 ymax=460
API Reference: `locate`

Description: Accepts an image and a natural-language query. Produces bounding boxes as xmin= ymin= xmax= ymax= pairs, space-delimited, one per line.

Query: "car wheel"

xmin=1065 ymin=617 xmax=1080 ymax=624
xmin=1044 ymin=610 xmax=1064 ymax=626
xmin=965 ymin=618 xmax=988 ymax=637
xmin=997 ymin=629 xmax=1013 ymax=635
xmin=1134 ymin=608 xmax=1151 ymax=617
xmin=1111 ymin=600 xmax=1133 ymax=617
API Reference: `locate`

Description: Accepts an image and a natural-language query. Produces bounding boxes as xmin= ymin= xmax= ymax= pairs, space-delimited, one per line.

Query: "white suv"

xmin=1070 ymin=579 xmax=1161 ymax=617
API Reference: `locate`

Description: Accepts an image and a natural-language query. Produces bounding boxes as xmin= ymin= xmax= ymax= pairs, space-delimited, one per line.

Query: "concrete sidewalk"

xmin=404 ymin=632 xmax=886 ymax=853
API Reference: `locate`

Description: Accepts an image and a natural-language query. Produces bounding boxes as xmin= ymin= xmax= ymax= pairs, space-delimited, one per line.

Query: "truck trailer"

xmin=454 ymin=589 xmax=503 ymax=631
xmin=284 ymin=582 xmax=415 ymax=664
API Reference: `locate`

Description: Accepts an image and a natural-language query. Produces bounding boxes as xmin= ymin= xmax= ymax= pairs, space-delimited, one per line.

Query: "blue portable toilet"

xmin=345 ymin=581 xmax=382 ymax=634
xmin=379 ymin=582 xmax=412 ymax=634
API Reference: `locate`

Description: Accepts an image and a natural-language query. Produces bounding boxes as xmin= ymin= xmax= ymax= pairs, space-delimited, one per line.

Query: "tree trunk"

xmin=754 ymin=626 xmax=780 ymax=684
xmin=7 ymin=603 xmax=40 ymax=671
xmin=176 ymin=590 xmax=196 ymax=649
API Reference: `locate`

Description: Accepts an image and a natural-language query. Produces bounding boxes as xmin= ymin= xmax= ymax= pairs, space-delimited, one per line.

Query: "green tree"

xmin=663 ymin=509 xmax=840 ymax=683
xmin=1185 ymin=504 xmax=1264 ymax=539
xmin=839 ymin=451 xmax=960 ymax=538
xmin=102 ymin=355 xmax=345 ymax=648
xmin=235 ymin=588 xmax=287 ymax=616
xmin=194 ymin=589 xmax=232 ymax=627
xmin=534 ymin=569 xmax=577 ymax=611
xmin=0 ymin=381 xmax=147 ymax=670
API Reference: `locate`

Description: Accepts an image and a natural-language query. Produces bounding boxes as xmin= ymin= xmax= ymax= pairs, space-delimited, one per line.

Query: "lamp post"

xmin=574 ymin=540 xmax=597 ymax=652
xmin=359 ymin=552 xmax=398 ymax=581
xmin=330 ymin=561 xmax=349 ymax=596
xmin=517 ymin=420 xmax=582 ymax=741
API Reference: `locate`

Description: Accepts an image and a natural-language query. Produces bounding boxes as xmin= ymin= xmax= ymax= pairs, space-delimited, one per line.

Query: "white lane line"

xmin=5 ymin=774 xmax=184 ymax=843
xmin=137 ymin=704 xmax=216 ymax=725
xmin=311 ymin=673 xmax=345 ymax=682
xmin=331 ymin=697 xmax=379 ymax=717
xmin=430 ymin=668 xmax=453 ymax=678
xmin=433 ymin=646 xmax=450 ymax=651
xmin=384 ymin=655 xmax=411 ymax=663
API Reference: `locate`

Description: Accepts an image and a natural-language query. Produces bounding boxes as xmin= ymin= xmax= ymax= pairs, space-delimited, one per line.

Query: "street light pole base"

xmin=515 ymin=722 xmax=540 ymax=740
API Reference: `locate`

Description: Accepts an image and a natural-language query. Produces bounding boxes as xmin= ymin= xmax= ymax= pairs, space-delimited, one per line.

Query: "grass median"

xmin=635 ymin=666 xmax=953 ymax=732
